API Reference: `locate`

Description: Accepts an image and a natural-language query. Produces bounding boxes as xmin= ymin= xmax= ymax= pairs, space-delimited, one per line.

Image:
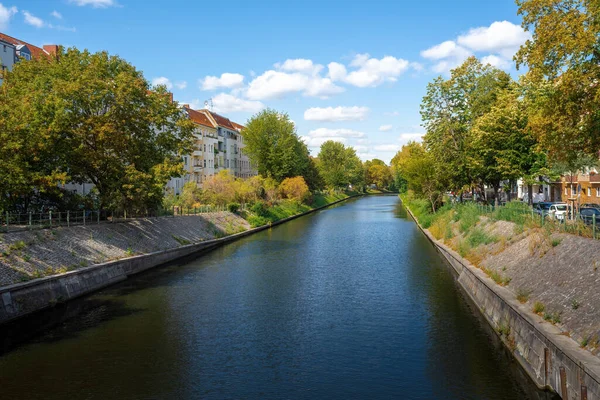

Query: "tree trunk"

xmin=493 ymin=183 xmax=500 ymax=207
xmin=527 ymin=184 xmax=533 ymax=205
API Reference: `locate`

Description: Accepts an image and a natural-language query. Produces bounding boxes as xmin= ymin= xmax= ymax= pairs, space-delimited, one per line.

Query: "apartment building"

xmin=198 ymin=110 xmax=255 ymax=179
xmin=558 ymin=167 xmax=600 ymax=205
xmin=0 ymin=32 xmax=58 ymax=85
xmin=165 ymin=107 xmax=257 ymax=195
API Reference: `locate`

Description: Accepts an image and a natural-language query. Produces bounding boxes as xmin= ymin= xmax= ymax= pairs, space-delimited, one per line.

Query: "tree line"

xmin=0 ymin=48 xmax=398 ymax=214
xmin=393 ymin=0 xmax=600 ymax=211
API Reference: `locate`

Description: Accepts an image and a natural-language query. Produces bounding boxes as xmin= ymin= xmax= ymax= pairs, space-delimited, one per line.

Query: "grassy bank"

xmin=401 ymin=191 xmax=600 ymax=353
xmin=244 ymin=191 xmax=355 ymax=228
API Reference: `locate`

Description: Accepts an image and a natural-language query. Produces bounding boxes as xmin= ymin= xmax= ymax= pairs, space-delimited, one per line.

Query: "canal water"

xmin=0 ymin=196 xmax=556 ymax=399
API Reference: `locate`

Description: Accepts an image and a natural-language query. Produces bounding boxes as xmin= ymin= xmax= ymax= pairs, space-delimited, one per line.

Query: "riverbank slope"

xmin=403 ymin=197 xmax=600 ymax=399
xmin=0 ymin=192 xmax=357 ymax=325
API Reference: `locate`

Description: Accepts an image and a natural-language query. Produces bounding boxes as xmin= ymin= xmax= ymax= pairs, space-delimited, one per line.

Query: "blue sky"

xmin=1 ymin=0 xmax=528 ymax=163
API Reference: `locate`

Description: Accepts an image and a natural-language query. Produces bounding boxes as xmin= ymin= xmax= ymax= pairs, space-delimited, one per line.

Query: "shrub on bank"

xmin=227 ymin=203 xmax=240 ymax=213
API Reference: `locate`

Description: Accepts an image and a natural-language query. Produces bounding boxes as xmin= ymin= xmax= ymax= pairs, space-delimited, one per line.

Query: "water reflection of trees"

xmin=405 ymin=229 xmax=557 ymax=399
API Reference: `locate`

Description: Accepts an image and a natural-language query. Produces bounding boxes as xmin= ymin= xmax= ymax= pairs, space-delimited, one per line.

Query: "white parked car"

xmin=548 ymin=203 xmax=568 ymax=221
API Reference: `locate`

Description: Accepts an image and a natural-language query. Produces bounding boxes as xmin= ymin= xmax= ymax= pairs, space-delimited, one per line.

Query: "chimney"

xmin=183 ymin=104 xmax=189 ymax=109
xmin=43 ymin=45 xmax=59 ymax=57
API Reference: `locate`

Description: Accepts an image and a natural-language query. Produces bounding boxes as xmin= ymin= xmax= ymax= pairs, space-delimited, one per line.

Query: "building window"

xmin=204 ymin=144 xmax=206 ymax=152
xmin=203 ymin=159 xmax=206 ymax=168
xmin=588 ymin=187 xmax=592 ymax=196
xmin=597 ymin=187 xmax=600 ymax=197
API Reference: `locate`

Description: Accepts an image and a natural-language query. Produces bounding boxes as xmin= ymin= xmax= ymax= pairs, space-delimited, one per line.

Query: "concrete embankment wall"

xmin=0 ymin=195 xmax=358 ymax=326
xmin=406 ymin=207 xmax=600 ymax=400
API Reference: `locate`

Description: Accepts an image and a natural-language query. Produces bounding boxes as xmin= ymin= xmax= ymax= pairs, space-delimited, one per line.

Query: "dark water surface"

xmin=0 ymin=196 xmax=556 ymax=399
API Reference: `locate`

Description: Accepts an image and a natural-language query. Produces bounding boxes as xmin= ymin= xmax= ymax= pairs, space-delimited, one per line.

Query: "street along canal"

xmin=0 ymin=195 xmax=557 ymax=399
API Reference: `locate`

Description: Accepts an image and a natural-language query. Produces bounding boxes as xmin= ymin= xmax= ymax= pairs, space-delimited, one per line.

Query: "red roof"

xmin=231 ymin=121 xmax=245 ymax=132
xmin=203 ymin=110 xmax=236 ymax=130
xmin=186 ymin=107 xmax=216 ymax=129
xmin=0 ymin=32 xmax=50 ymax=60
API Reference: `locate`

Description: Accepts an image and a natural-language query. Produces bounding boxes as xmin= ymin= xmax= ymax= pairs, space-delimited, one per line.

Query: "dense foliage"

xmin=0 ymin=47 xmax=195 ymax=212
xmin=397 ymin=1 xmax=600 ymax=211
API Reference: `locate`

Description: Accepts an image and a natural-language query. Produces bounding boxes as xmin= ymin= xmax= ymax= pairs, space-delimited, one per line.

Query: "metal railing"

xmin=0 ymin=203 xmax=248 ymax=233
xmin=473 ymin=203 xmax=599 ymax=240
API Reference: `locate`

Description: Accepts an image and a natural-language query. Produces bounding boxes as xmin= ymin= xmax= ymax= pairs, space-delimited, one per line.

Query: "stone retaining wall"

xmin=407 ymin=206 xmax=600 ymax=400
xmin=0 ymin=195 xmax=358 ymax=326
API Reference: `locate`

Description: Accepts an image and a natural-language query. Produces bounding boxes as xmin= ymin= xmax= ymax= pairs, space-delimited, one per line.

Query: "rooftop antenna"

xmin=204 ymin=98 xmax=213 ymax=111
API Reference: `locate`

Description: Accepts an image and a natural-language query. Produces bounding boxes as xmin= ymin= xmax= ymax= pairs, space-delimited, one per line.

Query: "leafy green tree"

xmin=421 ymin=57 xmax=511 ymax=196
xmin=0 ymin=47 xmax=194 ymax=212
xmin=394 ymin=141 xmax=445 ymax=211
xmin=471 ymin=85 xmax=539 ymax=204
xmin=242 ymin=109 xmax=311 ymax=183
xmin=516 ymin=0 xmax=600 ymax=163
xmin=317 ymin=141 xmax=364 ymax=190
xmin=279 ymin=176 xmax=310 ymax=203
xmin=367 ymin=163 xmax=392 ymax=189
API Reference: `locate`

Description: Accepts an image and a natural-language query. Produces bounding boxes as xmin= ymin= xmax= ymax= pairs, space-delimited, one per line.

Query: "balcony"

xmin=193 ymin=166 xmax=203 ymax=172
xmin=193 ymin=150 xmax=202 ymax=156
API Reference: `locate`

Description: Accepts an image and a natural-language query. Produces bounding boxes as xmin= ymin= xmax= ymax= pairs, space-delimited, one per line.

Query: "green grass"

xmin=172 ymin=235 xmax=191 ymax=245
xmin=467 ymin=227 xmax=498 ymax=247
xmin=487 ymin=269 xmax=511 ymax=286
xmin=551 ymin=238 xmax=562 ymax=247
xmin=9 ymin=240 xmax=26 ymax=252
xmin=543 ymin=311 xmax=561 ymax=324
xmin=516 ymin=288 xmax=531 ymax=303
xmin=245 ymin=191 xmax=353 ymax=228
xmin=533 ymin=301 xmax=545 ymax=314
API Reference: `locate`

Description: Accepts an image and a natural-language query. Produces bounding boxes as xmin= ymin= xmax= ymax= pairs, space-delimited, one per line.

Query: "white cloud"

xmin=183 ymin=99 xmax=203 ymax=110
xmin=0 ymin=4 xmax=18 ymax=30
xmin=23 ymin=10 xmax=44 ymax=28
xmin=300 ymin=136 xmax=347 ymax=149
xmin=421 ymin=41 xmax=472 ymax=74
xmin=307 ymin=128 xmax=365 ymax=138
xmin=339 ymin=53 xmax=411 ymax=87
xmin=51 ymin=10 xmax=62 ymax=19
xmin=327 ymin=62 xmax=347 ymax=81
xmin=201 ymin=73 xmax=245 ymax=91
xmin=421 ymin=21 xmax=530 ymax=74
xmin=301 ymin=127 xmax=367 ymax=151
xmin=246 ymin=70 xmax=343 ymax=100
xmin=379 ymin=125 xmax=393 ymax=132
xmin=384 ymin=111 xmax=400 ymax=116
xmin=399 ymin=132 xmax=424 ymax=145
xmin=68 ymin=0 xmax=117 ymax=7
xmin=304 ymin=106 xmax=369 ymax=122
xmin=481 ymin=54 xmax=511 ymax=70
xmin=457 ymin=20 xmax=530 ymax=58
xmin=151 ymin=77 xmax=172 ymax=90
xmin=275 ymin=58 xmax=323 ymax=75
xmin=421 ymin=40 xmax=470 ymax=60
xmin=174 ymin=81 xmax=187 ymax=90
xmin=374 ymin=144 xmax=401 ymax=152
xmin=353 ymin=145 xmax=369 ymax=153
xmin=212 ymin=93 xmax=264 ymax=114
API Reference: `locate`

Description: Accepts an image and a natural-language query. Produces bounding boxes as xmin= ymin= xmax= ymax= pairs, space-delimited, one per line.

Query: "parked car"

xmin=548 ymin=203 xmax=568 ymax=221
xmin=533 ymin=202 xmax=552 ymax=216
xmin=581 ymin=203 xmax=600 ymax=209
xmin=580 ymin=207 xmax=600 ymax=225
